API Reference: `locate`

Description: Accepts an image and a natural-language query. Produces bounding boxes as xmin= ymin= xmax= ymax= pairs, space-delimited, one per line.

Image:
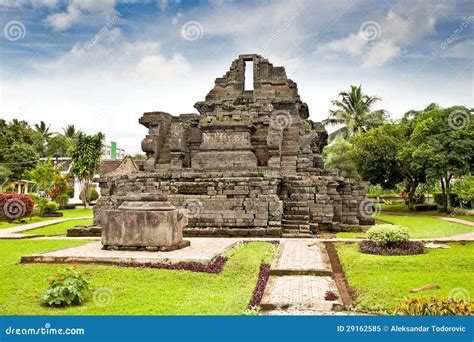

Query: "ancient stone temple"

xmin=94 ymin=54 xmax=374 ymax=237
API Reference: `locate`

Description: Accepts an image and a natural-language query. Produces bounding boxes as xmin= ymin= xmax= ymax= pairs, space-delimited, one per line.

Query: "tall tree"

xmin=62 ymin=124 xmax=77 ymax=139
xmin=409 ymin=105 xmax=473 ymax=211
xmin=70 ymin=132 xmax=104 ymax=208
xmin=0 ymin=120 xmax=38 ymax=179
xmin=323 ymin=85 xmax=389 ymax=141
xmin=34 ymin=121 xmax=52 ymax=140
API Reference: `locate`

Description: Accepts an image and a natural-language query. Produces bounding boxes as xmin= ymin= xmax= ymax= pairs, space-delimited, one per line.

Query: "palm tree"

xmin=323 ymin=85 xmax=389 ymax=141
xmin=34 ymin=121 xmax=52 ymax=140
xmin=62 ymin=124 xmax=77 ymax=139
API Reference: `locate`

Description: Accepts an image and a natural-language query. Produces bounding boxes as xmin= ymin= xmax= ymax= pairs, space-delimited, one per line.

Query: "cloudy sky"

xmin=1 ymin=0 xmax=472 ymax=153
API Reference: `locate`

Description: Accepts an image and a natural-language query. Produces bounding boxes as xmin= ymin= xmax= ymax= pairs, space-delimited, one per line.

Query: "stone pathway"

xmin=21 ymin=238 xmax=240 ymax=266
xmin=260 ymin=240 xmax=344 ymax=315
xmin=437 ymin=216 xmax=474 ymax=227
xmin=430 ymin=232 xmax=474 ymax=241
xmin=0 ymin=217 xmax=92 ymax=239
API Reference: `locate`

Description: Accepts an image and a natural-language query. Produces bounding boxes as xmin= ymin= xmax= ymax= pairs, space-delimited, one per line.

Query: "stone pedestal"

xmin=101 ymin=193 xmax=189 ymax=252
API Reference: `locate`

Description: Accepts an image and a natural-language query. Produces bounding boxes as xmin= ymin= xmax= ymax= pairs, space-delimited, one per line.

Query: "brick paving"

xmin=0 ymin=217 xmax=91 ymax=239
xmin=271 ymin=240 xmax=331 ymax=275
xmin=261 ymin=275 xmax=342 ymax=311
xmin=261 ymin=239 xmax=343 ymax=315
xmin=21 ymin=238 xmax=240 ymax=266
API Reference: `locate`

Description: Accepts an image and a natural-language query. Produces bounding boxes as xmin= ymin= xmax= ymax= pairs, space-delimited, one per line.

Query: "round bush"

xmin=367 ymin=224 xmax=410 ymax=246
xmin=45 ymin=201 xmax=59 ymax=214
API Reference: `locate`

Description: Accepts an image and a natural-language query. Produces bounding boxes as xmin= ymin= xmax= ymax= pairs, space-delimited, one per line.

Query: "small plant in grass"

xmin=324 ymin=290 xmax=339 ymax=301
xmin=38 ymin=263 xmax=91 ymax=307
xmin=367 ymin=224 xmax=409 ymax=246
xmin=241 ymin=306 xmax=261 ymax=316
xmin=395 ymin=297 xmax=474 ymax=316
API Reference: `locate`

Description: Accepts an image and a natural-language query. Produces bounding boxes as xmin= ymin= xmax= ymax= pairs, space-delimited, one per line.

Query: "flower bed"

xmin=115 ymin=256 xmax=229 ymax=273
xmin=360 ymin=240 xmax=425 ymax=256
xmin=247 ymin=264 xmax=271 ymax=309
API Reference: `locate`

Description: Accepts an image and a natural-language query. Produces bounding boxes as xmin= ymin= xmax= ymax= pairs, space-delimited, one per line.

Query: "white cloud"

xmin=316 ymin=0 xmax=437 ymax=68
xmin=0 ymin=0 xmax=27 ymax=7
xmin=2 ymin=28 xmax=198 ymax=153
xmin=316 ymin=32 xmax=367 ymax=57
xmin=362 ymin=40 xmax=401 ymax=68
xmin=31 ymin=0 xmax=59 ymax=7
xmin=45 ymin=0 xmax=117 ymax=31
xmin=441 ymin=40 xmax=474 ymax=59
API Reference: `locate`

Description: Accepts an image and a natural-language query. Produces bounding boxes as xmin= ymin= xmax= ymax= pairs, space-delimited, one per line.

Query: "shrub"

xmin=414 ymin=204 xmax=438 ymax=212
xmin=80 ymin=187 xmax=99 ymax=203
xmin=38 ymin=263 xmax=91 ymax=307
xmin=55 ymin=193 xmax=71 ymax=208
xmin=367 ymin=224 xmax=410 ymax=247
xmin=396 ymin=297 xmax=474 ymax=316
xmin=45 ymin=201 xmax=59 ymax=214
xmin=35 ymin=199 xmax=60 ymax=217
xmin=0 ymin=192 xmax=35 ymax=222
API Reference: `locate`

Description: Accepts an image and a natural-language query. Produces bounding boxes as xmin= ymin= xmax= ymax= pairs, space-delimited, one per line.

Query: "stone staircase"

xmin=157 ymin=125 xmax=171 ymax=164
xmin=281 ymin=200 xmax=312 ymax=237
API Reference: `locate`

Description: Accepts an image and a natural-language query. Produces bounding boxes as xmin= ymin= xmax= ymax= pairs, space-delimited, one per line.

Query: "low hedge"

xmin=433 ymin=193 xmax=460 ymax=208
xmin=414 ymin=204 xmax=438 ymax=211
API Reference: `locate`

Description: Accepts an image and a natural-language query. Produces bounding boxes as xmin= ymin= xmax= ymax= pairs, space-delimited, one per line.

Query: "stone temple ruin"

xmin=94 ymin=54 xmax=374 ymax=237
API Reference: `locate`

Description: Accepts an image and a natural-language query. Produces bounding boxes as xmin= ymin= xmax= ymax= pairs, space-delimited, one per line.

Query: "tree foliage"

xmin=323 ymin=85 xmax=389 ymax=141
xmin=70 ymin=132 xmax=104 ymax=207
xmin=321 ymin=138 xmax=359 ymax=180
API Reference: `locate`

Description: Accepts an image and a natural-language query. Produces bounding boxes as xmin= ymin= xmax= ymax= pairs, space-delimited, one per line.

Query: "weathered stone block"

xmin=101 ymin=193 xmax=188 ymax=251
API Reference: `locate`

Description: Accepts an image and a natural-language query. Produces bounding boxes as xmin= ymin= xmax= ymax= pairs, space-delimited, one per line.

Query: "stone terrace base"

xmin=21 ymin=238 xmax=240 ymax=266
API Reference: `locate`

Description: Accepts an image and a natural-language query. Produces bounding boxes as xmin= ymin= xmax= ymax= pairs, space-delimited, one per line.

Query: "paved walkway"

xmin=437 ymin=216 xmax=474 ymax=227
xmin=21 ymin=238 xmax=240 ymax=266
xmin=0 ymin=217 xmax=91 ymax=239
xmin=260 ymin=240 xmax=345 ymax=315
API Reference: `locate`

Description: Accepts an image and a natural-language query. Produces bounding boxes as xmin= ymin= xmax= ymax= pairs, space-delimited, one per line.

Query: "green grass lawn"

xmin=336 ymin=242 xmax=474 ymax=313
xmin=0 ymin=239 xmax=276 ymax=315
xmin=0 ymin=208 xmax=93 ymax=229
xmin=20 ymin=219 xmax=93 ymax=236
xmin=337 ymin=213 xmax=474 ymax=239
xmin=379 ymin=203 xmax=474 ymax=222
